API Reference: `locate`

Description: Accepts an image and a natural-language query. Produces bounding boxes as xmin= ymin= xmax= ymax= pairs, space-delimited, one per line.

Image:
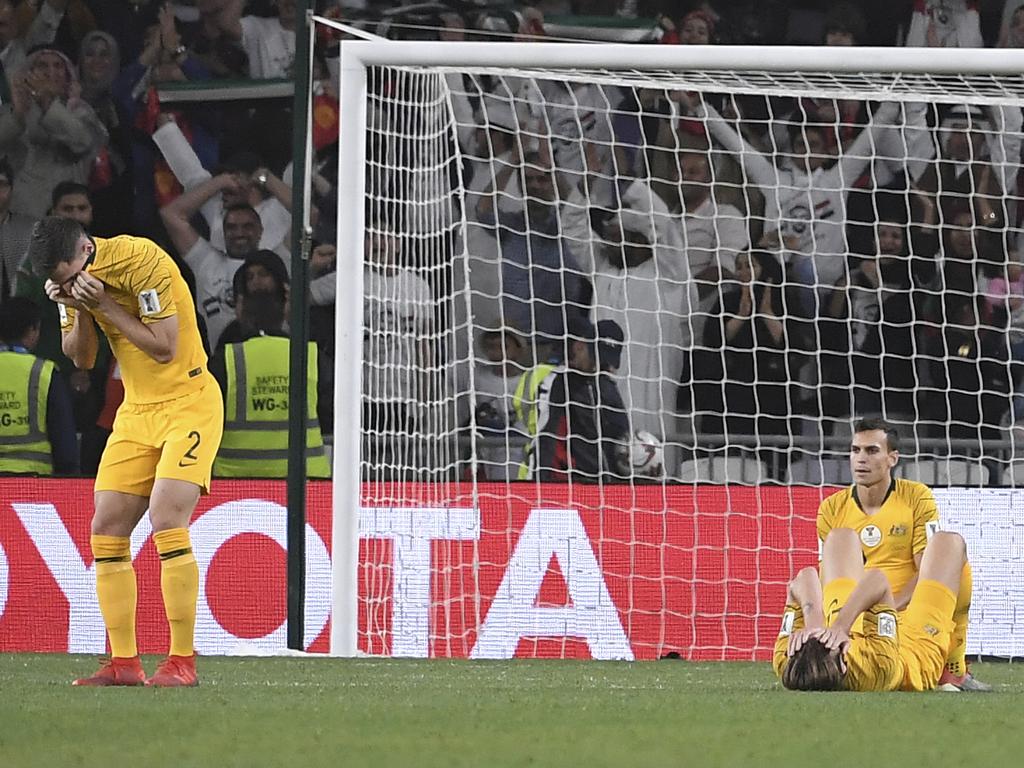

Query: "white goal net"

xmin=326 ymin=37 xmax=1024 ymax=660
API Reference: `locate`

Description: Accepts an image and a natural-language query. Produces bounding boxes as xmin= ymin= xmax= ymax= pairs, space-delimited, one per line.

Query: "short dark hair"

xmin=26 ymin=216 xmax=85 ymax=278
xmin=824 ymin=2 xmax=866 ymax=43
xmin=853 ymin=417 xmax=900 ymax=452
xmin=50 ymin=181 xmax=90 ymax=209
xmin=0 ymin=297 xmax=42 ymax=344
xmin=218 ymin=150 xmax=261 ymax=176
xmin=232 ymin=250 xmax=289 ymax=302
xmin=781 ymin=638 xmax=845 ymax=692
xmin=223 ymin=203 xmax=261 ymax=224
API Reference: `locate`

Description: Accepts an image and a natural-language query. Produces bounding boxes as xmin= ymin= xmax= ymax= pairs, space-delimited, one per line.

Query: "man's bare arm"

xmin=828 ymin=569 xmax=893 ymax=639
xmin=892 ymin=552 xmax=923 ymax=611
xmin=160 ymin=173 xmax=240 ymax=256
xmin=788 ymin=567 xmax=826 ymax=629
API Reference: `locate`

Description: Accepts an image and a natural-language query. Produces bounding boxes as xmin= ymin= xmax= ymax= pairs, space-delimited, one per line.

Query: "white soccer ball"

xmin=629 ymin=430 xmax=664 ymax=478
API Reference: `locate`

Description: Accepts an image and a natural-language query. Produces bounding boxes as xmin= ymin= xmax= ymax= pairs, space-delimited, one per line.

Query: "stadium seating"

xmin=678 ymin=455 xmax=765 ymax=485
xmin=786 ymin=458 xmax=849 ymax=486
xmin=897 ymin=459 xmax=990 ymax=487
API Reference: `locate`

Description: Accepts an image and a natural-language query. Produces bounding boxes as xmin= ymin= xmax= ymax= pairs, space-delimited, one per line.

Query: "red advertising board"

xmin=0 ymin=479 xmax=825 ymax=660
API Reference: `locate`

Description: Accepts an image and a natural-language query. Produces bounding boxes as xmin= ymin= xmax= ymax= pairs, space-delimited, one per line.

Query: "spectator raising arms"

xmin=0 ymin=45 xmax=107 ymax=218
xmin=0 ymin=0 xmax=70 ymax=79
xmin=153 ymin=117 xmax=292 ymax=256
xmin=686 ymin=93 xmax=904 ymax=292
xmin=561 ymin=163 xmax=695 ymax=443
xmin=160 ymin=172 xmax=268 ymax=351
xmin=112 ymin=4 xmax=215 ymax=238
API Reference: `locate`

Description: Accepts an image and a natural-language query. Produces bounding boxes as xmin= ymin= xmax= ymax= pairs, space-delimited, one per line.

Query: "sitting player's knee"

xmin=796 ymin=565 xmax=818 ymax=582
xmin=823 ymin=527 xmax=859 ymax=552
xmin=862 ymin=568 xmax=893 ymax=598
xmin=930 ymin=531 xmax=966 ymax=560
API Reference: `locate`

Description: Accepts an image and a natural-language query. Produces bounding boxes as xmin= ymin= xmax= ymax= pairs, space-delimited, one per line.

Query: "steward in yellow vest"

xmin=511 ymin=362 xmax=560 ymax=480
xmin=0 ymin=297 xmax=79 ymax=475
xmin=512 ymin=316 xmax=630 ymax=482
xmin=208 ymin=253 xmax=331 ymax=478
xmin=212 ymin=333 xmax=331 ymax=478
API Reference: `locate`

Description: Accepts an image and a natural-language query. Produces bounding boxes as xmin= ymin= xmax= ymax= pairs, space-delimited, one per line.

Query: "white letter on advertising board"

xmin=359 ymin=507 xmax=479 ymax=658
xmin=0 ymin=540 xmax=8 ymax=620
xmin=470 ymin=508 xmax=633 ymax=660
xmin=14 ymin=503 xmax=106 ymax=652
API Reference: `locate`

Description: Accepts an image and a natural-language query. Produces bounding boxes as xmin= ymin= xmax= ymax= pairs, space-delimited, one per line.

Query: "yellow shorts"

xmin=899 ymin=579 xmax=957 ymax=692
xmin=96 ymin=384 xmax=224 ymax=497
xmin=823 ymin=578 xmax=858 ymax=629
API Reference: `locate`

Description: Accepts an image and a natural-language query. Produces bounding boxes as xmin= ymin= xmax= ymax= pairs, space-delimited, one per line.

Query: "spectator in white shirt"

xmin=160 ymin=173 xmax=269 ymax=350
xmin=686 ymin=94 xmax=902 ymax=294
xmin=213 ymin=0 xmax=296 ymax=79
xmin=656 ymin=142 xmax=750 ymax=339
xmin=561 ymin=172 xmax=695 ymax=443
xmin=152 ymin=114 xmax=292 ymax=257
xmin=362 ymin=218 xmax=434 ymax=477
xmin=0 ymin=0 xmax=66 ymax=77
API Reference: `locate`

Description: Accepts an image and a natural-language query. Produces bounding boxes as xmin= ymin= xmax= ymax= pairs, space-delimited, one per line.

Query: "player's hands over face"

xmin=44 ymin=278 xmax=86 ymax=310
xmin=69 ymin=272 xmax=112 ymax=312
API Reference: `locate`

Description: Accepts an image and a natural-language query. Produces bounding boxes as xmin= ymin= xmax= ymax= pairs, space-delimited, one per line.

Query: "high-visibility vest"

xmin=0 ymin=351 xmax=55 ymax=475
xmin=511 ymin=363 xmax=559 ymax=480
xmin=213 ymin=336 xmax=331 ymax=478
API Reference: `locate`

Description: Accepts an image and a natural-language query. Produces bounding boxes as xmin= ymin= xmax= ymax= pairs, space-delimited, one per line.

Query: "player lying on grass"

xmin=816 ymin=416 xmax=988 ymax=690
xmin=774 ymin=527 xmax=977 ymax=692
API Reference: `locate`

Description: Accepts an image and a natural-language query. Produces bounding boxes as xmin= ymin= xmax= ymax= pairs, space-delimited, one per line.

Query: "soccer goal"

xmin=321 ymin=29 xmax=1024 ymax=659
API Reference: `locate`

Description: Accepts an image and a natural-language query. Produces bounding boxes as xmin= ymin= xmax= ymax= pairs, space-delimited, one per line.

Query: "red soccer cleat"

xmin=72 ymin=656 xmax=146 ymax=687
xmin=145 ymin=654 xmax=199 ymax=688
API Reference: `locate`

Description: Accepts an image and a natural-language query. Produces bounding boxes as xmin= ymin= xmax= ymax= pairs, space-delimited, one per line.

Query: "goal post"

xmin=326 ymin=32 xmax=1024 ymax=658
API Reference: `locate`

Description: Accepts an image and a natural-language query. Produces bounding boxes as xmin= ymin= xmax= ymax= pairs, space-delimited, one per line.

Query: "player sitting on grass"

xmin=775 ymin=527 xmax=976 ymax=692
xmin=816 ymin=416 xmax=989 ymax=691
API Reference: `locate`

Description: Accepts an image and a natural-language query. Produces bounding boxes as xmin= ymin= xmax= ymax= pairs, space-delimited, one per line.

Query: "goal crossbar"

xmin=329 ymin=36 xmax=1024 ymax=657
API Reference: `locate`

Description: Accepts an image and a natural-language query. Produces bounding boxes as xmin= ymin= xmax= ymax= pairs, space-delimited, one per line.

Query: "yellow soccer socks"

xmin=154 ymin=528 xmax=199 ymax=658
xmin=946 ymin=562 xmax=972 ymax=677
xmin=92 ymin=534 xmax=138 ymax=658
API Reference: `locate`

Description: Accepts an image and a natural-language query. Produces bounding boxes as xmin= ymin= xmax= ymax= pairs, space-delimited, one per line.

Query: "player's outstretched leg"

xmin=904 ymin=531 xmax=989 ymax=692
xmin=146 ymin=480 xmax=201 ymax=688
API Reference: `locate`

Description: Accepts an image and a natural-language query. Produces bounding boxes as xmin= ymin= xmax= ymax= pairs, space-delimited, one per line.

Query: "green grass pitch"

xmin=1 ymin=655 xmax=1022 ymax=768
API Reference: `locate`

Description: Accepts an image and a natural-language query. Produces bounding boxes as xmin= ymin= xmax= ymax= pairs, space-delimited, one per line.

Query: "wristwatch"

xmin=173 ymin=45 xmax=187 ymax=60
xmin=255 ymin=170 xmax=269 ymax=188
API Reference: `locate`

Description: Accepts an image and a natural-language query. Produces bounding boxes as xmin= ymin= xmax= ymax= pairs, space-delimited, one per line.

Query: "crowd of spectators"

xmin=1 ymin=0 xmax=1024 ymax=483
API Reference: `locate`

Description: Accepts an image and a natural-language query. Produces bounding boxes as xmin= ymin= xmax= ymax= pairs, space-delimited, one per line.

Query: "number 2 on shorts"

xmin=182 ymin=430 xmax=201 ymax=464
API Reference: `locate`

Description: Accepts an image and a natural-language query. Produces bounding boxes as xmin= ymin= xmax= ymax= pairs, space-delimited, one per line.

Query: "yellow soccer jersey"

xmin=817 ymin=478 xmax=939 ymax=598
xmin=841 ymin=606 xmax=904 ymax=692
xmin=774 ymin=596 xmax=902 ymax=692
xmin=59 ymin=236 xmax=209 ymax=404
